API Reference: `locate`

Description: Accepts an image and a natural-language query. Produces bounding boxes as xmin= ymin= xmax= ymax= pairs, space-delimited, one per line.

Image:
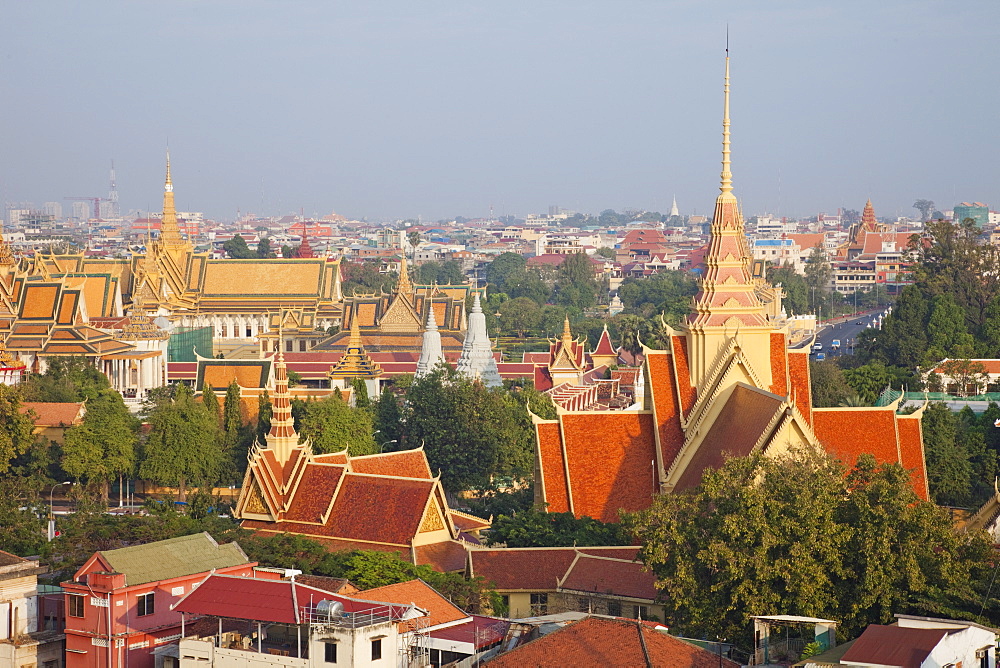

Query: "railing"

xmin=299 ymin=604 xmax=402 ymax=629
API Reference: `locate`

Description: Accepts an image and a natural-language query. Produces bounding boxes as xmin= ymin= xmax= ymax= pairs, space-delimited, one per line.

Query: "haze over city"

xmin=1 ymin=0 xmax=997 ymax=221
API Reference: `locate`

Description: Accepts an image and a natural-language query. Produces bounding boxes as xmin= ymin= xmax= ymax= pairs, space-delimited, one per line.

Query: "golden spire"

xmin=720 ymin=54 xmax=734 ymax=199
xmin=397 ymin=255 xmax=412 ymax=296
xmin=561 ymin=315 xmax=573 ymax=346
xmin=159 ymin=150 xmax=187 ymax=253
xmin=348 ymin=311 xmax=362 ymax=349
xmin=329 ymin=308 xmax=382 ymax=379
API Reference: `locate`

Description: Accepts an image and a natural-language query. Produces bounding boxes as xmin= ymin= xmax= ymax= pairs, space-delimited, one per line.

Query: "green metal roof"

xmin=99 ymin=532 xmax=250 ymax=586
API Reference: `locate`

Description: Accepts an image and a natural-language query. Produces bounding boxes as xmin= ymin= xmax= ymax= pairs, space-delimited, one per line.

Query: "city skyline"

xmin=1 ymin=1 xmax=997 ymax=221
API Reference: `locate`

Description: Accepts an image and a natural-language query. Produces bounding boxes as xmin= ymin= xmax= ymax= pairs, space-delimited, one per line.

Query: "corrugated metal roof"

xmin=99 ymin=532 xmax=250 ymax=586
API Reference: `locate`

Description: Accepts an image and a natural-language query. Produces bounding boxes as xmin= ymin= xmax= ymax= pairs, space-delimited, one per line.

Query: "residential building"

xmin=0 ymin=550 xmax=65 ymax=668
xmin=165 ymin=573 xmax=425 ymax=668
xmin=61 ymin=532 xmax=256 ymax=668
xmin=467 ymin=547 xmax=663 ymax=621
xmin=798 ymin=615 xmax=996 ymax=668
xmin=482 ymin=616 xmax=740 ymax=667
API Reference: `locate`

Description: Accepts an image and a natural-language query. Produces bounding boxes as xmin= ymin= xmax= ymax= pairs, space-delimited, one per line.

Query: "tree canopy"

xmin=292 ymin=394 xmax=377 ymax=455
xmin=62 ymin=392 xmax=139 ymax=498
xmin=625 ymin=446 xmax=997 ymax=644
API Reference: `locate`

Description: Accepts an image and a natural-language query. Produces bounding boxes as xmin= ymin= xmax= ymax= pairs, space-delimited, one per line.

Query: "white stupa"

xmin=670 ymin=195 xmax=680 ymax=218
xmin=415 ymin=307 xmax=445 ymax=378
xmin=455 ymin=293 xmax=502 ymax=387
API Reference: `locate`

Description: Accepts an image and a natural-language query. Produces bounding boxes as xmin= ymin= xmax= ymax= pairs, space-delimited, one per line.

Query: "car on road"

xmin=831 ymin=339 xmax=841 ymax=350
xmin=815 ymin=353 xmax=826 ymax=361
xmin=813 ymin=342 xmax=823 ymax=351
xmin=856 ymin=321 xmax=863 ymax=325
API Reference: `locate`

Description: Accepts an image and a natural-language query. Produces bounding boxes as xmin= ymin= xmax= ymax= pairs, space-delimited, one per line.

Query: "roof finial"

xmin=561 ymin=314 xmax=573 ymax=345
xmin=397 ymin=255 xmax=412 ymax=296
xmin=720 ymin=46 xmax=733 ymax=197
xmin=165 ymin=149 xmax=173 ymax=192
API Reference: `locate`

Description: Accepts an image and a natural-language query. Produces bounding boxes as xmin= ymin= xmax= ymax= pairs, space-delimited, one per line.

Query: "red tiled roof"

xmin=536 ymin=421 xmax=570 ymax=514
xmin=470 ymin=547 xmax=640 ymax=592
xmin=414 ymin=540 xmax=470 ymax=573
xmin=19 ymin=402 xmax=85 ymax=427
xmin=560 ymin=412 xmax=658 ymax=522
xmin=897 ymin=415 xmax=930 ymax=500
xmin=670 ymin=336 xmax=697 ymax=416
xmin=171 ymin=574 xmax=376 ymax=624
xmin=841 ymin=624 xmax=947 ymax=666
xmin=431 ymin=615 xmax=508 ymax=648
xmin=675 ymin=384 xmax=783 ymax=492
xmin=283 ymin=464 xmax=344 ymax=523
xmin=559 ymin=555 xmax=658 ymax=601
xmin=769 ymin=332 xmax=788 ymax=396
xmin=484 ymin=617 xmax=740 ymax=668
xmin=349 ymin=449 xmax=433 ymax=479
xmin=449 ymin=511 xmax=491 ymax=532
xmin=359 ymin=579 xmax=467 ymax=627
xmin=787 ymin=351 xmax=812 ymax=425
xmin=325 ymin=474 xmax=433 ymax=545
xmin=646 ymin=351 xmax=685 ymax=473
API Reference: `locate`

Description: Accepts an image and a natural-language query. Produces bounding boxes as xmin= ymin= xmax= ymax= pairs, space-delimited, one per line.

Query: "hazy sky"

xmin=1 ymin=1 xmax=997 ymax=222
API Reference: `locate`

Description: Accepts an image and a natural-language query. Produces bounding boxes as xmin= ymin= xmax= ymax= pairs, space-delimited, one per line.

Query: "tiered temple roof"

xmin=532 ymin=56 xmax=929 ymax=523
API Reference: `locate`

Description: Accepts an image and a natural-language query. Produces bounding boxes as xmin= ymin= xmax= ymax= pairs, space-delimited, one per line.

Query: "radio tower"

xmin=108 ymin=160 xmax=120 ymax=218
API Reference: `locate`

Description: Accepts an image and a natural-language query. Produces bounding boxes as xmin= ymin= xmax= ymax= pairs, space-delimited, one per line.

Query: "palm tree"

xmin=407 ymin=229 xmax=421 ymax=262
xmin=838 ymin=394 xmax=868 ymax=407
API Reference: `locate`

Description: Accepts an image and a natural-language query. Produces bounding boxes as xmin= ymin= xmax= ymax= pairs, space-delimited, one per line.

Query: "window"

xmin=137 ymin=592 xmax=155 ymax=616
xmin=577 ymin=597 xmax=590 ymax=613
xmin=324 ymin=642 xmax=338 ymax=663
xmin=371 ymin=638 xmax=382 ymax=661
xmin=530 ymin=593 xmax=548 ymax=615
xmin=634 ymin=605 xmax=649 ymax=620
xmin=607 ymin=600 xmax=622 ymax=617
xmin=499 ymin=595 xmax=509 ymax=614
xmin=68 ymin=594 xmax=85 ymax=618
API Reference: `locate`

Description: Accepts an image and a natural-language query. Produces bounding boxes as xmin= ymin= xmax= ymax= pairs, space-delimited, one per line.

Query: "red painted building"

xmin=62 ymin=532 xmax=256 ymax=668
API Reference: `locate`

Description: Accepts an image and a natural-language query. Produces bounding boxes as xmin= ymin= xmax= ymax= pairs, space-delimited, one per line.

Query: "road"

xmin=812 ymin=309 xmax=889 ymax=359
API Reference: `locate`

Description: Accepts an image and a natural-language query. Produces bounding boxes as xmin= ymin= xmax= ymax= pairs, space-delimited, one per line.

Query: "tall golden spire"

xmin=720 ymin=54 xmax=734 ymax=199
xmin=397 ymin=255 xmax=413 ymax=296
xmin=159 ymin=150 xmax=187 ymax=253
xmin=266 ymin=324 xmax=300 ymax=464
xmin=561 ymin=315 xmax=573 ymax=347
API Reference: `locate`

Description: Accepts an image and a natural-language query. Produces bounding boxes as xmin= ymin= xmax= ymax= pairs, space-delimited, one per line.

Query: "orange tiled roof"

xmin=359 ymin=579 xmax=467 ymax=626
xmin=414 ymin=541 xmax=469 ymax=573
xmin=325 ymin=474 xmax=434 ymax=544
xmin=349 ymin=450 xmax=433 ymax=479
xmin=19 ymin=402 xmax=85 ymax=427
xmin=484 ymin=616 xmax=740 ymax=668
xmin=470 ymin=547 xmax=640 ymax=592
xmin=282 ymin=464 xmax=344 ymax=523
xmin=558 ymin=555 xmax=658 ymax=601
xmin=646 ymin=351 xmax=685 ymax=472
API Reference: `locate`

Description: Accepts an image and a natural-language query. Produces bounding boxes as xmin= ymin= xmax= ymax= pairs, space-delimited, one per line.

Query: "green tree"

xmin=256 ymin=389 xmax=272 ymax=441
xmin=139 ymin=384 xmax=224 ymax=501
xmin=222 ymin=234 xmax=257 ymax=259
xmin=221 ymin=380 xmax=243 ymax=482
xmin=555 ymin=253 xmax=599 ymax=310
xmin=202 ymin=383 xmax=220 ymax=422
xmin=372 ymin=387 xmax=402 ymax=447
xmin=21 ymin=356 xmax=113 ymax=403
xmin=497 ymin=297 xmax=542 ymax=337
xmin=626 ymin=447 xmax=995 ymax=643
xmin=256 ymin=236 xmax=276 ymax=258
xmin=0 ymin=384 xmax=35 ymax=474
xmin=403 ymin=366 xmax=534 ymax=491
xmin=485 ymin=252 xmax=527 ymax=293
xmin=809 ymin=360 xmax=853 ymax=407
xmin=803 ymin=245 xmax=832 ymax=313
xmin=293 ymin=395 xmax=376 ymax=455
xmin=486 ymin=508 xmax=629 ymax=547
xmin=505 ymin=271 xmax=552 ymax=306
xmin=925 ymin=294 xmax=975 ymax=362
xmin=351 ymin=378 xmax=370 ymax=409
xmin=407 ymin=229 xmax=421 ymax=261
xmin=595 ymin=247 xmax=616 ymax=260
xmin=617 ymin=270 xmax=698 ymax=325
xmin=843 ymin=362 xmax=920 ymax=404
xmin=0 ymin=479 xmax=47 ymax=556
xmin=62 ymin=393 xmax=138 ymax=499
xmin=913 ymin=199 xmax=935 ymax=222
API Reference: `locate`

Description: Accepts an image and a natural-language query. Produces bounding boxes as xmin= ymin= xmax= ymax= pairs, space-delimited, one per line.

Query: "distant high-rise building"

xmin=70 ymin=201 xmax=90 ymax=220
xmin=954 ymin=202 xmax=989 ymax=228
xmin=42 ymin=202 xmax=63 ymax=219
xmin=7 ymin=209 xmax=30 ymax=226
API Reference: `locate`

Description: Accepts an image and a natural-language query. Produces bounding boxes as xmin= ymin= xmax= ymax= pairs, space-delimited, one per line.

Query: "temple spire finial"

xmin=720 ymin=51 xmax=733 ymax=197
xmin=561 ymin=315 xmax=573 ymax=345
xmin=397 ymin=255 xmax=412 ymax=296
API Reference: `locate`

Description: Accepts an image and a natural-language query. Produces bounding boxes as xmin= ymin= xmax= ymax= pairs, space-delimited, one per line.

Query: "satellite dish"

xmin=153 ymin=317 xmax=174 ymax=332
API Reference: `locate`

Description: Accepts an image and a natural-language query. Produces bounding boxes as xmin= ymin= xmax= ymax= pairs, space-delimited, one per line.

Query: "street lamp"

xmin=49 ymin=481 xmax=71 ymax=541
xmin=379 ymin=439 xmax=397 ymax=453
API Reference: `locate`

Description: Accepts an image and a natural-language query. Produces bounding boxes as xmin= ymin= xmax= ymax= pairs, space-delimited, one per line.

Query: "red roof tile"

xmin=559 ymin=555 xmax=658 ymax=601
xmin=787 ymin=351 xmax=812 ymax=425
xmin=325 ymin=475 xmax=433 ymax=544
xmin=283 ymin=464 xmax=344 ymax=523
xmin=359 ymin=579 xmax=467 ymax=627
xmin=646 ymin=351 xmax=685 ymax=473
xmin=484 ymin=617 xmax=740 ymax=668
xmin=841 ymin=624 xmax=947 ymax=666
xmin=670 ymin=336 xmax=697 ymax=416
xmin=536 ymin=421 xmax=570 ymax=514
xmin=431 ymin=615 xmax=508 ymax=648
xmin=349 ymin=449 xmax=433 ymax=479
xmin=897 ymin=415 xmax=930 ymax=500
xmin=19 ymin=402 xmax=85 ymax=427
xmin=470 ymin=547 xmax=640 ymax=592
xmin=769 ymin=332 xmax=788 ymax=396
xmin=560 ymin=412 xmax=658 ymax=522
xmin=414 ymin=541 xmax=469 ymax=573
